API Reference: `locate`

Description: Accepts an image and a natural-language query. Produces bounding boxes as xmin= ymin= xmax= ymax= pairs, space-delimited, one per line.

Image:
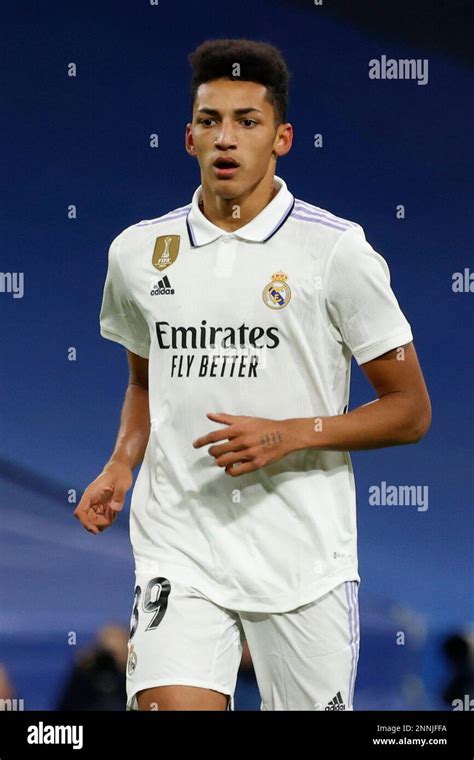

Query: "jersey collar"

xmin=186 ymin=174 xmax=295 ymax=248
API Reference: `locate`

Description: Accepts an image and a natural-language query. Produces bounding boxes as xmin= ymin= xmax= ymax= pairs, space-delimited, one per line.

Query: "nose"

xmin=214 ymin=119 xmax=238 ymax=149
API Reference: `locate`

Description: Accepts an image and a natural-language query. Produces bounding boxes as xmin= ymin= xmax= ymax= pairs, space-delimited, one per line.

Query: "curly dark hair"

xmin=188 ymin=38 xmax=291 ymax=126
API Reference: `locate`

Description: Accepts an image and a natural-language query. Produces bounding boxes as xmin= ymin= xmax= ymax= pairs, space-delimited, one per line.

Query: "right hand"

xmin=74 ymin=461 xmax=133 ymax=534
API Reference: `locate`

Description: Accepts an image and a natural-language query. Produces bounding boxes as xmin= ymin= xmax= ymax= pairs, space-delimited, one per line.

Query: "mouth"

xmin=213 ymin=157 xmax=240 ymax=178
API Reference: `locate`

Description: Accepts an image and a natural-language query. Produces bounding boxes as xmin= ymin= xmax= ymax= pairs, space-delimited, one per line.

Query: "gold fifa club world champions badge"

xmin=262 ymin=271 xmax=292 ymax=309
xmin=152 ymin=235 xmax=180 ymax=271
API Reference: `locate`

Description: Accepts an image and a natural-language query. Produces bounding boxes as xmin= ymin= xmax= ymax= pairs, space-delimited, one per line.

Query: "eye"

xmin=199 ymin=118 xmax=216 ymax=126
xmin=241 ymin=119 xmax=257 ymax=127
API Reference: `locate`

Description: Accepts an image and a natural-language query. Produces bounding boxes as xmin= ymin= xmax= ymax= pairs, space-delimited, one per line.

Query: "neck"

xmin=198 ymin=171 xmax=279 ymax=232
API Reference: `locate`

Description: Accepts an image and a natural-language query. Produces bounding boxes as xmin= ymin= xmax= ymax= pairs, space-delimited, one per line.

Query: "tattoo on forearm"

xmin=261 ymin=431 xmax=283 ymax=449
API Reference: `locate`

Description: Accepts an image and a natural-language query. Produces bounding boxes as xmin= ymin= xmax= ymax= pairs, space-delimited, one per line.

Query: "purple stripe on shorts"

xmin=344 ymin=580 xmax=360 ymax=709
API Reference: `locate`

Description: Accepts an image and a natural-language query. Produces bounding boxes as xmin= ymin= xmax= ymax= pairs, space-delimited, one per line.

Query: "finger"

xmin=86 ymin=506 xmax=116 ymax=529
xmin=74 ymin=492 xmax=92 ymax=515
xmin=104 ymin=505 xmax=118 ymax=522
xmin=82 ymin=513 xmax=99 ymax=534
xmin=216 ymin=450 xmax=254 ymax=468
xmin=75 ymin=488 xmax=111 ymax=531
xmin=206 ymin=412 xmax=236 ymax=424
xmin=208 ymin=439 xmax=246 ymax=458
xmin=75 ymin=483 xmax=113 ymax=516
xmin=109 ymin=483 xmax=127 ymax=511
xmin=225 ymin=460 xmax=258 ymax=477
xmin=193 ymin=427 xmax=237 ymax=449
xmin=90 ymin=511 xmax=116 ymax=531
xmin=74 ymin=503 xmax=99 ymax=533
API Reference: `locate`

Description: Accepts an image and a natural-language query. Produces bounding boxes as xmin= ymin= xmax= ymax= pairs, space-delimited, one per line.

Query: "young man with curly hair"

xmin=75 ymin=38 xmax=431 ymax=711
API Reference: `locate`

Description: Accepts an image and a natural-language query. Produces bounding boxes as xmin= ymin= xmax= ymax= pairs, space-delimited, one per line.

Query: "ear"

xmin=273 ymin=123 xmax=293 ymax=159
xmin=185 ymin=123 xmax=197 ymax=157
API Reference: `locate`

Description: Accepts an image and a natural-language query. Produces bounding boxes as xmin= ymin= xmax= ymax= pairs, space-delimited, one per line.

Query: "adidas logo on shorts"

xmin=151 ymin=275 xmax=175 ymax=296
xmin=325 ymin=691 xmax=346 ymax=710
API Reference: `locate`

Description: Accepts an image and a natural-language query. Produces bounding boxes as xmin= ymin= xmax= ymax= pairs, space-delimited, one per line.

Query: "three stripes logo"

xmin=325 ymin=691 xmax=346 ymax=711
xmin=151 ymin=275 xmax=175 ymax=296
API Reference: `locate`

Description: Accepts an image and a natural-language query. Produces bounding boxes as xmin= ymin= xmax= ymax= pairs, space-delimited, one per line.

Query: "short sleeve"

xmin=324 ymin=226 xmax=413 ymax=365
xmin=99 ymin=234 xmax=151 ymax=359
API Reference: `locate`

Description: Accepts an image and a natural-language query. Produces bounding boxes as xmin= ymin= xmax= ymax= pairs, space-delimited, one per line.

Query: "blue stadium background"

xmin=1 ymin=0 xmax=472 ymax=710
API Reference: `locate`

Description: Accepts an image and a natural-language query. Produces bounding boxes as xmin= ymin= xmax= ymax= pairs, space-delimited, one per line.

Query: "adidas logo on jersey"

xmin=325 ymin=691 xmax=346 ymax=710
xmin=151 ymin=275 xmax=175 ymax=296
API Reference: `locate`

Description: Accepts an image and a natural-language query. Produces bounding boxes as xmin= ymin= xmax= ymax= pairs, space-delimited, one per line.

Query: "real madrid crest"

xmin=152 ymin=235 xmax=180 ymax=271
xmin=262 ymin=271 xmax=291 ymax=309
xmin=127 ymin=643 xmax=137 ymax=676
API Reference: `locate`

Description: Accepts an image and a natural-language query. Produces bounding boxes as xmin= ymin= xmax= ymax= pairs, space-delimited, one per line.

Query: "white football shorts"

xmin=125 ymin=572 xmax=360 ymax=711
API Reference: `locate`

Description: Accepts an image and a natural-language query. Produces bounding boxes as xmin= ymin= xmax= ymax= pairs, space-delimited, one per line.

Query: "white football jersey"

xmin=99 ymin=175 xmax=413 ymax=612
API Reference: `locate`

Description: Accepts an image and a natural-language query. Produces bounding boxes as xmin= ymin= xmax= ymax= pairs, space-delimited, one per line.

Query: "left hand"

xmin=192 ymin=413 xmax=295 ymax=477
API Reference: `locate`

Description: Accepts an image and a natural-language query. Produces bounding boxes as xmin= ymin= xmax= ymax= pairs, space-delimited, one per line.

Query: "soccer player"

xmin=74 ymin=39 xmax=432 ymax=711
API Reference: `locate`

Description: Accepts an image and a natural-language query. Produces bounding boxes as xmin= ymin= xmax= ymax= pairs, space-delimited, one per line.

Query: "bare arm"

xmin=193 ymin=342 xmax=432 ymax=477
xmin=74 ymin=350 xmax=150 ymax=532
xmin=291 ymin=341 xmax=432 ymax=451
xmin=104 ymin=350 xmax=150 ymax=472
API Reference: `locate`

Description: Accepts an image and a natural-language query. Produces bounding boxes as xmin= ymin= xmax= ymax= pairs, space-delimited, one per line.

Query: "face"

xmin=185 ymin=78 xmax=292 ymax=199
